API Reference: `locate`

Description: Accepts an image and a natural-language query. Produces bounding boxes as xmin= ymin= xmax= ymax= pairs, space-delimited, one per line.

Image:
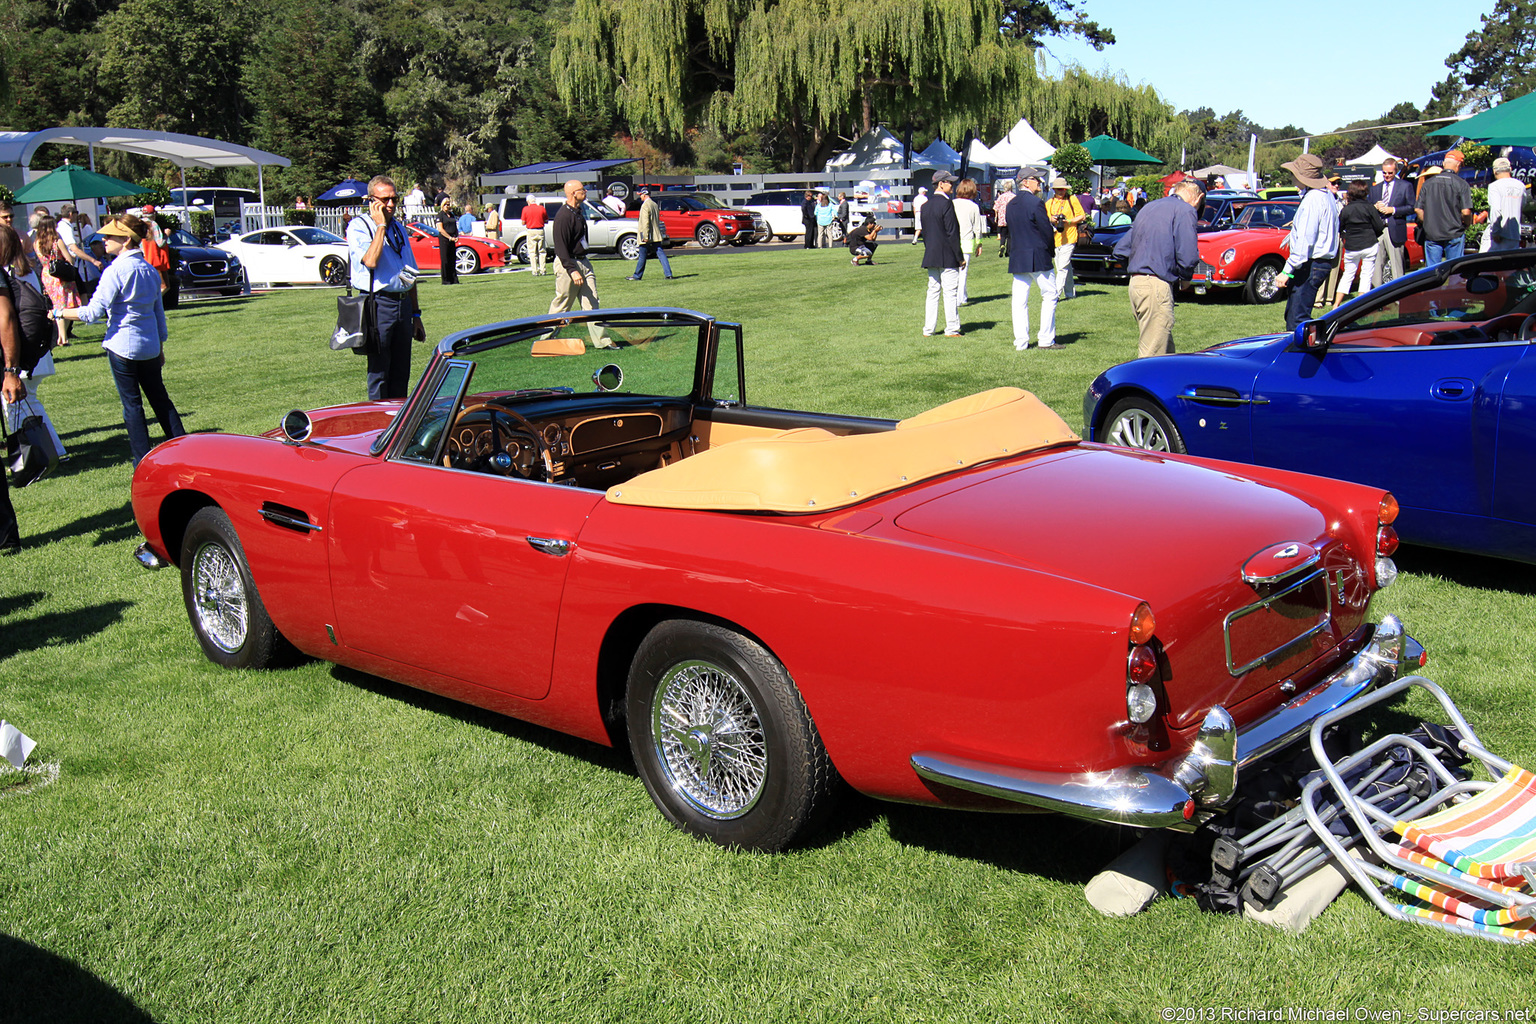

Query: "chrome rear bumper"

xmin=134 ymin=542 xmax=170 ymax=570
xmin=910 ymin=616 xmax=1422 ymax=829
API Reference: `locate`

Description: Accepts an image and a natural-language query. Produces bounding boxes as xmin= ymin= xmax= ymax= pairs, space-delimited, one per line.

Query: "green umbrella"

xmin=1428 ymin=91 xmax=1536 ymax=147
xmin=11 ymin=163 xmax=144 ymax=204
xmin=1074 ymin=134 xmax=1163 ymax=164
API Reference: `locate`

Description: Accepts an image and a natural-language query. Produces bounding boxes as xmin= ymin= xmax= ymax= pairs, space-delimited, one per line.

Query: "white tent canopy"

xmin=824 ymin=127 xmax=942 ymax=172
xmin=918 ymin=138 xmax=962 ymax=170
xmin=985 ymin=118 xmax=1056 ymax=166
xmin=0 ymin=127 xmax=289 ymax=219
xmin=964 ymin=137 xmax=994 ymax=168
xmin=1192 ymin=164 xmax=1248 ymax=180
xmin=1348 ymin=143 xmax=1399 ymax=166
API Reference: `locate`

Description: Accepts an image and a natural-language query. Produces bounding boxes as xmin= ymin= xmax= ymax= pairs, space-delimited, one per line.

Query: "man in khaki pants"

xmin=1111 ymin=179 xmax=1202 ymax=358
xmin=549 ymin=179 xmax=613 ymax=348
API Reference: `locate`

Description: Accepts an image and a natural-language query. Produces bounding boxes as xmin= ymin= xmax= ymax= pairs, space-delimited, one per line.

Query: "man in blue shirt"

xmin=1274 ymin=154 xmax=1340 ymax=331
xmin=347 ymin=176 xmax=425 ymax=400
xmin=1112 ymin=179 xmax=1202 ymax=358
xmin=457 ymin=204 xmax=476 ymax=237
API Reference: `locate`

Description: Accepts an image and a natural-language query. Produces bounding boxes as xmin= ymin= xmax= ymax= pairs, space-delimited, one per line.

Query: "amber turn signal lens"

xmin=1379 ymin=493 xmax=1399 ymax=525
xmin=1129 ymin=602 xmax=1156 ymax=645
xmin=1377 ymin=525 xmax=1399 ymax=557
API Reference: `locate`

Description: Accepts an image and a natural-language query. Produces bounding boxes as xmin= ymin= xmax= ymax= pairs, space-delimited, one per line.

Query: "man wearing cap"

xmin=1274 ymin=154 xmax=1340 ymax=330
xmin=920 ymin=170 xmax=964 ymax=337
xmin=627 ymin=187 xmax=673 ymax=280
xmin=347 ymin=174 xmax=425 ymax=400
xmin=1415 ymin=150 xmax=1473 ymax=267
xmin=1007 ymin=171 xmax=1059 ymax=350
xmin=1111 ymin=179 xmax=1202 ymax=358
xmin=1482 ymin=157 xmax=1525 ymax=252
xmin=1368 ymin=158 xmax=1414 ymax=284
xmin=1045 ymin=176 xmax=1085 ymax=301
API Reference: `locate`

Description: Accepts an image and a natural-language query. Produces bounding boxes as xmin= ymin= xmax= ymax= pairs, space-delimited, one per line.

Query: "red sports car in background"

xmin=405 ymin=222 xmax=512 ymax=275
xmin=129 ymin=307 xmax=1420 ymax=853
xmin=1193 ymin=199 xmax=1424 ymax=303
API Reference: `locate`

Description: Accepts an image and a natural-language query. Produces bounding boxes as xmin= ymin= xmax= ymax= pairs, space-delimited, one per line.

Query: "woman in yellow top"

xmin=1045 ymin=178 xmax=1085 ymax=301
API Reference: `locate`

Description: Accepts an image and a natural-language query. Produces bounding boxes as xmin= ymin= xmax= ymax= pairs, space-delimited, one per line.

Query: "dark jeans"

xmin=0 ymin=465 xmax=17 ymax=550
xmin=632 ymin=242 xmax=673 ymax=279
xmin=366 ymin=293 xmax=415 ymax=401
xmin=1284 ymin=258 xmax=1336 ymax=331
xmin=997 ymin=225 xmax=1010 ymax=257
xmin=107 ymin=350 xmax=186 ymax=466
xmin=803 ymin=222 xmax=817 ymax=248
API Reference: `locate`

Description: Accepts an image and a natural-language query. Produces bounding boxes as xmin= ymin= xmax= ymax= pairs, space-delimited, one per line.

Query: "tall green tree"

xmin=1443 ymin=0 xmax=1536 ymax=110
xmin=97 ymin=0 xmax=261 ymax=137
xmin=243 ymin=0 xmax=386 ymax=202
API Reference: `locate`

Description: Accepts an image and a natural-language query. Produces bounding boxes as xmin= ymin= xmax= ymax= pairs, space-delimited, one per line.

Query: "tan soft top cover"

xmin=606 ymin=387 xmax=1079 ymax=512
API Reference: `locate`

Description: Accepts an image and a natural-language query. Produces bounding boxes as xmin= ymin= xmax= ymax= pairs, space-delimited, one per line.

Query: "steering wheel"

xmin=445 ymin=404 xmax=549 ymax=479
xmin=1520 ymin=314 xmax=1536 ymax=342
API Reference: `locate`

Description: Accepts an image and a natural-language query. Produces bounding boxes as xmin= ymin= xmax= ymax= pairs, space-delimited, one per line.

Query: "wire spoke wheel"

xmin=189 ymin=539 xmax=248 ymax=654
xmin=652 ymin=659 xmax=767 ymax=818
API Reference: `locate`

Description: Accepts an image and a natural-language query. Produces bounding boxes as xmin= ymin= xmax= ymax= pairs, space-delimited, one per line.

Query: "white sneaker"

xmin=1014 ymin=342 xmax=1029 ymax=351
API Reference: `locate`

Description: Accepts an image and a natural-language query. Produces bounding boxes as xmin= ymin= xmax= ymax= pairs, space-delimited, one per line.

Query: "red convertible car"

xmin=130 ymin=308 xmax=1421 ymax=851
xmin=404 ymin=222 xmax=512 ymax=275
xmin=1193 ymin=200 xmax=1424 ymax=303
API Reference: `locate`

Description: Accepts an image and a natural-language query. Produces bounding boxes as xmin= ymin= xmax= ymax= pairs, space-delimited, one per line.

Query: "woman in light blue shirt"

xmin=57 ymin=214 xmax=185 ymax=466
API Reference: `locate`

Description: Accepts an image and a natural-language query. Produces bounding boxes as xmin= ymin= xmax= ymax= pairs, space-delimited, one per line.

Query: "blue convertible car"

xmin=1084 ymin=250 xmax=1536 ymax=563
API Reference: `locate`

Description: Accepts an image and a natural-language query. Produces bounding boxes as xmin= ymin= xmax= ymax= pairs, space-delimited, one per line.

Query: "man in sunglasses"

xmin=347 ymin=176 xmax=425 ymax=400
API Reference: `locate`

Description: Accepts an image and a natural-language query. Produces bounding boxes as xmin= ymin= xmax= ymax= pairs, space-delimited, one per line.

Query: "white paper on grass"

xmin=0 ymin=721 xmax=37 ymax=769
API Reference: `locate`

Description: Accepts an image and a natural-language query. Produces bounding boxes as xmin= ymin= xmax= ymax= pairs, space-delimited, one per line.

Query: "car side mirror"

xmin=280 ymin=409 xmax=313 ymax=443
xmin=1296 ymin=319 xmax=1331 ymax=353
xmin=593 ymin=364 xmax=623 ymax=392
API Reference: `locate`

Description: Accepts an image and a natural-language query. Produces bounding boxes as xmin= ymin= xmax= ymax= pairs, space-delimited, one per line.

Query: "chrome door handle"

xmin=526 ymin=536 xmax=572 ymax=556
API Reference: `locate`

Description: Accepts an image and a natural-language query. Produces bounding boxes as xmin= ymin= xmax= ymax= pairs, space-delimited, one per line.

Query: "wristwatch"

xmin=3 ymin=367 xmax=20 ymax=376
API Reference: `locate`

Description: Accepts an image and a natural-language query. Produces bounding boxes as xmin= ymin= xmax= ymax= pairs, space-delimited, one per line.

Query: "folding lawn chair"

xmin=1300 ymin=676 xmax=1536 ymax=943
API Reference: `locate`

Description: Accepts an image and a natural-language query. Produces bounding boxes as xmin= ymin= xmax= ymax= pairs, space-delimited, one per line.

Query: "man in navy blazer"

xmin=1006 ymin=171 xmax=1059 ymax=350
xmin=1368 ymin=158 xmax=1414 ymax=285
xmin=920 ymin=170 xmax=965 ymax=336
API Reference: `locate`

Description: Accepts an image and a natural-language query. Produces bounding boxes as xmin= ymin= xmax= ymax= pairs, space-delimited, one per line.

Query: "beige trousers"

xmin=1128 ymin=275 xmax=1175 ymax=359
xmin=550 ymin=259 xmax=612 ymax=348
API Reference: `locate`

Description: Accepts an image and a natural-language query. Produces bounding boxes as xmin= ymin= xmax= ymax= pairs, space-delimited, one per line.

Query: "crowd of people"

xmin=1 ymin=201 xmax=185 ymax=554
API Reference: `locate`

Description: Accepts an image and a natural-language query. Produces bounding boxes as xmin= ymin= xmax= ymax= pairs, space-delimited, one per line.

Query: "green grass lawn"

xmin=3 ymin=244 xmax=1535 ymax=1023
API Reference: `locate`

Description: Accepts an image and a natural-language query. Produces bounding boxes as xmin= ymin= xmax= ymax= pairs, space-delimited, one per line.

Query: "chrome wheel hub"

xmin=191 ymin=541 xmax=247 ymax=654
xmin=652 ymin=660 xmax=767 ymax=819
xmin=1108 ymin=409 xmax=1172 ymax=451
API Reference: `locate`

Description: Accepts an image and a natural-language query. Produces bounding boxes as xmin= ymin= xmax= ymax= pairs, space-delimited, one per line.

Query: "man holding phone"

xmin=347 ymin=175 xmax=425 ymax=400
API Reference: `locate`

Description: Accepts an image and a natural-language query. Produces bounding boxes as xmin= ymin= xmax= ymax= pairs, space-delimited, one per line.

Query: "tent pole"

xmin=258 ymin=164 xmax=268 ymax=229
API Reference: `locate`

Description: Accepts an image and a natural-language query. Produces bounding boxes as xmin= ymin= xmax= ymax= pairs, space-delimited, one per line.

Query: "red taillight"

xmin=1379 ymin=493 xmax=1400 ymax=525
xmin=1377 ymin=524 xmax=1400 ymax=556
xmin=1127 ymin=645 xmax=1159 ymax=685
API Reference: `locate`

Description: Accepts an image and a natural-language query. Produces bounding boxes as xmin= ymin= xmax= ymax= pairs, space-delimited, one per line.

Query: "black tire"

xmin=627 ymin=620 xmax=840 ymax=852
xmin=1244 ymin=257 xmax=1284 ymax=304
xmin=513 ymin=237 xmax=530 ymax=265
xmin=1098 ymin=396 xmax=1187 ymax=454
xmin=695 ymin=222 xmax=721 ymax=248
xmin=776 ymin=234 xmax=794 ymax=242
xmin=179 ymin=507 xmax=287 ymax=669
xmin=454 ymin=245 xmax=480 ymax=275
xmin=617 ymin=234 xmax=642 ymax=262
xmin=319 ymin=255 xmax=347 ymax=287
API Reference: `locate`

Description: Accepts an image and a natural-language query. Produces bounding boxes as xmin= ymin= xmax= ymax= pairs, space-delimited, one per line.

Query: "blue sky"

xmin=1038 ymin=0 xmax=1493 ymax=138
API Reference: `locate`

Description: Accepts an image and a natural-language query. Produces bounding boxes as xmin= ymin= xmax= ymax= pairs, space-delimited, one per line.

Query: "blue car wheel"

xmin=1101 ymin=397 xmax=1186 ymax=454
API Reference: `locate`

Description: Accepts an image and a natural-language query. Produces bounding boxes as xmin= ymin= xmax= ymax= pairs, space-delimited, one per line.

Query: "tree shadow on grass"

xmin=0 ymin=932 xmax=159 ymax=1023
xmin=1394 ymin=544 xmax=1536 ymax=597
xmin=0 ymin=601 xmax=131 ymax=659
xmin=27 ymin=502 xmax=136 ymax=549
xmin=0 ymin=591 xmax=46 ymax=618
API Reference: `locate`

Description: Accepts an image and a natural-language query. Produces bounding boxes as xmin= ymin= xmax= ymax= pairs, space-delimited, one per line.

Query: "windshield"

xmin=446 ymin=315 xmax=705 ymax=401
xmin=1340 ymin=264 xmax=1536 ymax=331
xmin=168 ymin=230 xmax=205 ymax=247
xmin=693 ymin=194 xmax=729 ymax=209
xmin=291 ymin=227 xmax=344 ymax=245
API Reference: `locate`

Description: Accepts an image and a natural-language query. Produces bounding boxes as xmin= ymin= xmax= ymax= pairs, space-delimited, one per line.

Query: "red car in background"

xmin=404 ymin=222 xmax=512 ymax=275
xmin=625 ymin=193 xmax=763 ymax=248
xmin=1193 ymin=200 xmax=1424 ymax=304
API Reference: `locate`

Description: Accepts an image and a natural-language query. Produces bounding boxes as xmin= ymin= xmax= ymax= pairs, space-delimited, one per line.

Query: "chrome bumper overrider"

xmin=134 ymin=542 xmax=170 ymax=570
xmin=910 ymin=616 xmax=1422 ymax=830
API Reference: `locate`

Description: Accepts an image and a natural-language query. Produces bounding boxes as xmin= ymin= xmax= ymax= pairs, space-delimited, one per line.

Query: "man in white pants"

xmin=1007 ymin=172 xmax=1060 ymax=350
xmin=919 ymin=172 xmax=963 ymax=337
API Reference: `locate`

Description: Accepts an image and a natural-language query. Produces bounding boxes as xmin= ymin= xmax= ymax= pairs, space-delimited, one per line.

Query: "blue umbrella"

xmin=315 ymin=179 xmax=370 ymax=203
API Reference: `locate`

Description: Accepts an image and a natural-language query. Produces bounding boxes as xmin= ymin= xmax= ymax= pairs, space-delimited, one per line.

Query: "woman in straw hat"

xmin=55 ymin=215 xmax=185 ymax=466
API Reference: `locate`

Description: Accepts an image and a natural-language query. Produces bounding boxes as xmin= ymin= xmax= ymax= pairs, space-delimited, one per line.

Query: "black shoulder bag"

xmin=331 ymin=225 xmax=375 ymax=354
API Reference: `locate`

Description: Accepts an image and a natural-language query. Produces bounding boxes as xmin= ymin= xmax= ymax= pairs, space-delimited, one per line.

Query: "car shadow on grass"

xmin=1394 ymin=544 xmax=1536 ymax=597
xmin=328 ymin=665 xmax=636 ymax=777
xmin=0 ymin=932 xmax=159 ymax=1023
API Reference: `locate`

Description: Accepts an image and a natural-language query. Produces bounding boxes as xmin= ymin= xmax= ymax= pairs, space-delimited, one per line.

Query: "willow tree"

xmin=1021 ymin=65 xmax=1187 ymax=165
xmin=552 ymin=0 xmax=1045 ymax=171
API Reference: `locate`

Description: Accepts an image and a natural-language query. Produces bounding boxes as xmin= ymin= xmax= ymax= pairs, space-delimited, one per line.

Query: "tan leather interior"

xmin=606 ymin=388 xmax=1078 ymax=512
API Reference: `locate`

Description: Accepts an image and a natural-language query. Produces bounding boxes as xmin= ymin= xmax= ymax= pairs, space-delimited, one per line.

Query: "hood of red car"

xmin=891 ymin=446 xmax=1363 ymax=726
